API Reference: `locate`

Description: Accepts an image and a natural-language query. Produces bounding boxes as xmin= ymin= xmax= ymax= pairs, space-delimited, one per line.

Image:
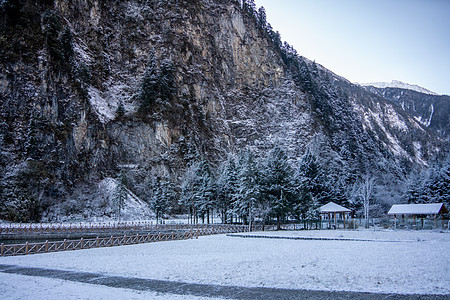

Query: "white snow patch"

xmin=361 ymin=80 xmax=438 ymax=95
xmin=414 ymin=104 xmax=434 ymax=128
xmin=413 ymin=141 xmax=427 ymax=166
xmin=369 ymin=108 xmax=408 ymax=157
xmin=73 ymin=42 xmax=94 ymax=65
xmin=88 ymin=86 xmax=116 ymax=123
xmin=98 ymin=177 xmax=153 ymax=220
xmin=385 ymin=104 xmax=408 ymax=131
xmin=88 ymin=81 xmax=138 ymax=123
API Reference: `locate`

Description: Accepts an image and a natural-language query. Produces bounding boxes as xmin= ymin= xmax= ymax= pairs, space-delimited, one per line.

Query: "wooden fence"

xmin=0 ymin=222 xmax=266 ymax=235
xmin=0 ymin=224 xmax=262 ymax=256
xmin=0 ymin=231 xmax=197 ymax=256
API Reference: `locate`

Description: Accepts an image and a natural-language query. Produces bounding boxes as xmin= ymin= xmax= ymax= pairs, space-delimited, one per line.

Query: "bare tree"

xmin=359 ymin=175 xmax=376 ymax=228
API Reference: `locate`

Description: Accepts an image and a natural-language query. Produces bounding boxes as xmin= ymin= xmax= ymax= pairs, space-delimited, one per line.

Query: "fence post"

xmin=1 ymin=243 xmax=3 ymax=256
xmin=25 ymin=242 xmax=29 ymax=255
xmin=45 ymin=240 xmax=48 ymax=252
xmin=64 ymin=239 xmax=67 ymax=250
xmin=80 ymin=238 xmax=84 ymax=249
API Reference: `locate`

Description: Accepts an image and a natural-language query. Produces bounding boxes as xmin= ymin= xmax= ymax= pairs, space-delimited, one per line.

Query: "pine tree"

xmin=262 ymin=146 xmax=295 ymax=229
xmin=139 ymin=52 xmax=159 ymax=113
xmin=257 ymin=6 xmax=267 ymax=30
xmin=180 ymin=160 xmax=216 ymax=224
xmin=216 ymin=155 xmax=239 ymax=223
xmin=158 ymin=58 xmax=176 ymax=102
xmin=234 ymin=151 xmax=261 ymax=226
xmin=151 ymin=175 xmax=175 ymax=223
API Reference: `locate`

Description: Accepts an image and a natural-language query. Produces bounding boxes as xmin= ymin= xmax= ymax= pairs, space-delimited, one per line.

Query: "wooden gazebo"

xmin=319 ymin=202 xmax=352 ymax=229
xmin=388 ymin=203 xmax=448 ymax=229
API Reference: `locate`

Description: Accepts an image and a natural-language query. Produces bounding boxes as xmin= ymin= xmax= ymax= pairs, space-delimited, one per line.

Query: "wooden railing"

xmin=0 ymin=222 xmax=268 ymax=235
xmin=0 ymin=231 xmax=194 ymax=257
xmin=0 ymin=224 xmax=265 ymax=256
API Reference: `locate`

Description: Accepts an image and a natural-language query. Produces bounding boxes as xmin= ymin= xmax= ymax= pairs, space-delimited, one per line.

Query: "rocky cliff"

xmin=0 ymin=0 xmax=446 ymax=221
xmin=364 ymin=85 xmax=449 ymax=140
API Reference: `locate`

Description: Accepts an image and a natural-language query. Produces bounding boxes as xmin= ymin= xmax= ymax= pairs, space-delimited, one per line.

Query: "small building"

xmin=319 ymin=202 xmax=352 ymax=229
xmin=388 ymin=203 xmax=448 ymax=229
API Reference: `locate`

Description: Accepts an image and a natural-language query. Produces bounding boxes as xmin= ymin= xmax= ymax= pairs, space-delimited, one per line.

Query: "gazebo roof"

xmin=319 ymin=202 xmax=351 ymax=213
xmin=388 ymin=203 xmax=448 ymax=215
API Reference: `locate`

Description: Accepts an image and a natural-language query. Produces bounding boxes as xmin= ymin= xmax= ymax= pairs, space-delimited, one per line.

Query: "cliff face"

xmin=0 ymin=0 xmax=445 ymax=220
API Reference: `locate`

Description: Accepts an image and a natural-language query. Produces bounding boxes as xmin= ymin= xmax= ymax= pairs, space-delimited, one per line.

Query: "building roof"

xmin=388 ymin=203 xmax=448 ymax=215
xmin=319 ymin=202 xmax=352 ymax=213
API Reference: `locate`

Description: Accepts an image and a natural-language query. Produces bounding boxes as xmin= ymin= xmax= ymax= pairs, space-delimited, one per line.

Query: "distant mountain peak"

xmin=361 ymin=80 xmax=438 ymax=95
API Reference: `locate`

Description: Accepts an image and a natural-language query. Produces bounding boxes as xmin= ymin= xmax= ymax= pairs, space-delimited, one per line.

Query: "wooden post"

xmin=171 ymin=231 xmax=174 ymax=240
xmin=45 ymin=240 xmax=48 ymax=252
xmin=1 ymin=243 xmax=4 ymax=256
xmin=343 ymin=212 xmax=346 ymax=229
xmin=413 ymin=214 xmax=416 ymax=230
xmin=64 ymin=239 xmax=67 ymax=250
xmin=319 ymin=215 xmax=322 ymax=230
xmin=25 ymin=242 xmax=29 ymax=255
xmin=334 ymin=212 xmax=337 ymax=229
xmin=96 ymin=237 xmax=99 ymax=247
xmin=80 ymin=238 xmax=84 ymax=249
xmin=394 ymin=215 xmax=397 ymax=230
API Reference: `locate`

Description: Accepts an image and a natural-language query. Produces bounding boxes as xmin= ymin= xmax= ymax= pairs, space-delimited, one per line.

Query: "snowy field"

xmin=1 ymin=229 xmax=449 ymax=299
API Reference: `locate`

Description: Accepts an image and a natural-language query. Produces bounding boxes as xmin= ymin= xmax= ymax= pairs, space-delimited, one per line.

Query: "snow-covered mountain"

xmin=0 ymin=0 xmax=447 ymax=221
xmin=361 ymin=80 xmax=438 ymax=95
xmin=364 ymin=85 xmax=450 ymax=140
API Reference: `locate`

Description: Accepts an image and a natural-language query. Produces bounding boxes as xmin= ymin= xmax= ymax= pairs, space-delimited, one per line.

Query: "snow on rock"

xmin=414 ymin=103 xmax=434 ymax=128
xmin=88 ymin=86 xmax=116 ymax=123
xmin=367 ymin=105 xmax=408 ymax=157
xmin=413 ymin=141 xmax=427 ymax=166
xmin=88 ymin=80 xmax=139 ymax=124
xmin=98 ymin=177 xmax=153 ymax=220
xmin=385 ymin=104 xmax=408 ymax=132
xmin=361 ymin=80 xmax=438 ymax=95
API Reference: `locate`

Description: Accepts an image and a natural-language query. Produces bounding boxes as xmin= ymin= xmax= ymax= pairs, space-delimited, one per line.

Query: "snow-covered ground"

xmin=1 ymin=230 xmax=449 ymax=298
xmin=0 ymin=272 xmax=216 ymax=300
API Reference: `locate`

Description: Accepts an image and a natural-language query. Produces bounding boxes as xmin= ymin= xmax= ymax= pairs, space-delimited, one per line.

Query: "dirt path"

xmin=0 ymin=264 xmax=447 ymax=299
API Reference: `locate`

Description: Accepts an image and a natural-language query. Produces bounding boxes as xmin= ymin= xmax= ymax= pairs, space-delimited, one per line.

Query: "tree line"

xmin=114 ymin=137 xmax=449 ymax=227
xmin=135 ymin=141 xmax=372 ymax=228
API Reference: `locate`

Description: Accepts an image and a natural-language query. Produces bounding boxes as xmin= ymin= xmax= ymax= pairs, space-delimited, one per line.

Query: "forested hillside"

xmin=0 ymin=0 xmax=448 ymax=223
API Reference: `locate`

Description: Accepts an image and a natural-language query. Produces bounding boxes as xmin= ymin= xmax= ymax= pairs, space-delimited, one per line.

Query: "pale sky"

xmin=254 ymin=0 xmax=450 ymax=95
